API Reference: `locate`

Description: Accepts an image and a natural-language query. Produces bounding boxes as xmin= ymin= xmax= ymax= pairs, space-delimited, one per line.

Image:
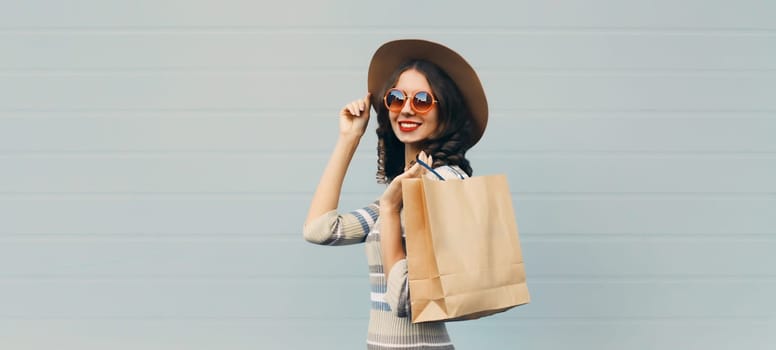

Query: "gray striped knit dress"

xmin=304 ymin=165 xmax=468 ymax=349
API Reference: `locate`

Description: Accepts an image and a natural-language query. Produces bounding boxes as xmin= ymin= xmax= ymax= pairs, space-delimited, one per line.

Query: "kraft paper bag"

xmin=401 ymin=174 xmax=530 ymax=323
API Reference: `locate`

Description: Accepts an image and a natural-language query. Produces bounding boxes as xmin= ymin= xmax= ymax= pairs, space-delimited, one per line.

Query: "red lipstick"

xmin=398 ymin=121 xmax=421 ymax=132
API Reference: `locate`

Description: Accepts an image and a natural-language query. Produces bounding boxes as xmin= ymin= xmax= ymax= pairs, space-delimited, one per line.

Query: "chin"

xmin=398 ymin=138 xmax=422 ymax=146
xmin=393 ymin=129 xmax=430 ymax=145
xmin=395 ymin=133 xmax=425 ymax=145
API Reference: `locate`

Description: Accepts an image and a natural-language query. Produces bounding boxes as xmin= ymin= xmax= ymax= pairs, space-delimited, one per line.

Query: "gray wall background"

xmin=1 ymin=1 xmax=775 ymax=349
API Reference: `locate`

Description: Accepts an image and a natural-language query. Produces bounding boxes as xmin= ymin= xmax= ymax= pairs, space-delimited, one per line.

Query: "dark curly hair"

xmin=375 ymin=60 xmax=475 ymax=184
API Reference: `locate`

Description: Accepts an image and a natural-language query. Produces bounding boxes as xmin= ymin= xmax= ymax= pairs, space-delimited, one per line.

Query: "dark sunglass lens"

xmin=413 ymin=91 xmax=433 ymax=111
xmin=386 ymin=90 xmax=406 ymax=110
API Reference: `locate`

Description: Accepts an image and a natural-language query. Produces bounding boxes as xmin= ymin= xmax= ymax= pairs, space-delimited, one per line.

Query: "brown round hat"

xmin=367 ymin=39 xmax=488 ymax=147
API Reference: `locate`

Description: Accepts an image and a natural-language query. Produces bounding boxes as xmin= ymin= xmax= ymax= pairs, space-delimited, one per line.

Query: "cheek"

xmin=426 ymin=114 xmax=440 ymax=130
xmin=426 ymin=114 xmax=444 ymax=138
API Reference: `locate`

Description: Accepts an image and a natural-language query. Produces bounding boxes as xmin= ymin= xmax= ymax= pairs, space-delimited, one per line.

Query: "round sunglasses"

xmin=383 ymin=88 xmax=438 ymax=114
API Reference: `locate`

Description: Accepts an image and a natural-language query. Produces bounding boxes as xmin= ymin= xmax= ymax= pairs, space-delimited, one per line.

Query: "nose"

xmin=400 ymin=98 xmax=415 ymax=115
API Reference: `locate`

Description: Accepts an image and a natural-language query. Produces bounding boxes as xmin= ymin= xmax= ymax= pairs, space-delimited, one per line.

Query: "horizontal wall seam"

xmin=1 ymin=233 xmax=775 ymax=240
xmin=1 ymin=151 xmax=776 ymax=156
xmin=1 ymin=68 xmax=775 ymax=76
xmin=2 ymin=108 xmax=775 ymax=114
xmin=0 ymin=193 xmax=773 ymax=199
xmin=0 ymin=275 xmax=774 ymax=282
xmin=1 ymin=26 xmax=776 ymax=35
xmin=1 ymin=113 xmax=775 ymax=119
xmin=0 ymin=316 xmax=769 ymax=322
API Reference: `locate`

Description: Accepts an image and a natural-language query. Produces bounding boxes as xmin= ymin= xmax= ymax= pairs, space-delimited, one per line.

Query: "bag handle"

xmin=415 ymin=156 xmax=446 ymax=181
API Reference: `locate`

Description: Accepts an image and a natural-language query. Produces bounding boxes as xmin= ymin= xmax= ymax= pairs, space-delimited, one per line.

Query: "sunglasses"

xmin=383 ymin=88 xmax=438 ymax=114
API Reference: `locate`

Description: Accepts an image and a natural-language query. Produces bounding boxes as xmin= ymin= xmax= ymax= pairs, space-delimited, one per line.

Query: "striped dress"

xmin=303 ymin=165 xmax=468 ymax=349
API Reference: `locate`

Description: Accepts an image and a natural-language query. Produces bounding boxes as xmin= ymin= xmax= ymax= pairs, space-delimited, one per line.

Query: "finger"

xmin=415 ymin=151 xmax=426 ymax=167
xmin=407 ymin=162 xmax=424 ymax=178
xmin=363 ymin=93 xmax=372 ymax=110
xmin=422 ymin=151 xmax=431 ymax=165
xmin=361 ymin=93 xmax=371 ymax=117
xmin=398 ymin=163 xmax=416 ymax=178
xmin=342 ymin=106 xmax=354 ymax=118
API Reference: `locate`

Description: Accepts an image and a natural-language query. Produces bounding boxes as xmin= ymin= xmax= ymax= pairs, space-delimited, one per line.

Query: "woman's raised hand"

xmin=339 ymin=93 xmax=371 ymax=138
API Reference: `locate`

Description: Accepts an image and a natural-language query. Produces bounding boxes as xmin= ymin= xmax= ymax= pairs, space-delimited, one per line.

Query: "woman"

xmin=303 ymin=39 xmax=488 ymax=350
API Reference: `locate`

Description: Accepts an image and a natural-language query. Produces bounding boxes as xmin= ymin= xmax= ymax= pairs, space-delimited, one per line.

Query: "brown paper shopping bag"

xmin=401 ymin=170 xmax=530 ymax=323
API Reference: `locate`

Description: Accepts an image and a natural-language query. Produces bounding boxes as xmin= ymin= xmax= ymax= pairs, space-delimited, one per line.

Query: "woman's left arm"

xmin=378 ymin=153 xmax=430 ymax=279
xmin=379 ymin=157 xmax=425 ymax=318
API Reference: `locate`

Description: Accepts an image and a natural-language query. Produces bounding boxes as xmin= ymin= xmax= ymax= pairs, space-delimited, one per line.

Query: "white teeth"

xmin=400 ymin=122 xmax=419 ymax=128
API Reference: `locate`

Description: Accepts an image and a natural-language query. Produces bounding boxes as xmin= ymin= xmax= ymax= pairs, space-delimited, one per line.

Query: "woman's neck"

xmin=404 ymin=144 xmax=422 ymax=169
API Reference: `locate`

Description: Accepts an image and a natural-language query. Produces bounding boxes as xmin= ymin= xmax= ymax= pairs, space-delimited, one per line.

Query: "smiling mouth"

xmin=399 ymin=121 xmax=421 ymax=132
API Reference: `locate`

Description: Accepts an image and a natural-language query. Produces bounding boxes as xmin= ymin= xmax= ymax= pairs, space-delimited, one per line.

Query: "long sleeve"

xmin=303 ymin=201 xmax=380 ymax=246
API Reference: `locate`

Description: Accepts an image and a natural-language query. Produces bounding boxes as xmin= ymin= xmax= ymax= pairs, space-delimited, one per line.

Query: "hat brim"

xmin=367 ymin=39 xmax=488 ymax=147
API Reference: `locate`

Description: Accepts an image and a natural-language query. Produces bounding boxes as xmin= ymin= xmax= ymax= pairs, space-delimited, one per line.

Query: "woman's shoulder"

xmin=427 ymin=164 xmax=469 ymax=180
